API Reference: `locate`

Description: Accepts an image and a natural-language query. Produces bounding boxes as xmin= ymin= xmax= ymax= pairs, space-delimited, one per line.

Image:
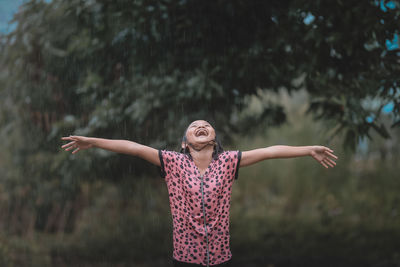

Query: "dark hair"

xmin=179 ymin=127 xmax=224 ymax=160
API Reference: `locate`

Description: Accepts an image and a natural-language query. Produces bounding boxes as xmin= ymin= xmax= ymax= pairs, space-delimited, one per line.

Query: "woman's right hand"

xmin=61 ymin=136 xmax=93 ymax=154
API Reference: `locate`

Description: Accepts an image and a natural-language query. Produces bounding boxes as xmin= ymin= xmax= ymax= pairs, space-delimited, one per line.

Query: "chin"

xmin=196 ymin=135 xmax=210 ymax=140
xmin=189 ymin=137 xmax=208 ymax=144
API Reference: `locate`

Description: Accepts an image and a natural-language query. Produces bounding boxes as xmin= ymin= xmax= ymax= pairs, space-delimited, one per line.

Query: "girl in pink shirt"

xmin=62 ymin=120 xmax=338 ymax=267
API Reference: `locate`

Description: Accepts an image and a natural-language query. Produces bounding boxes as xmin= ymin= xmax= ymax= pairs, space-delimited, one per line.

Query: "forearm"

xmin=264 ymin=145 xmax=313 ymax=159
xmin=88 ymin=138 xmax=146 ymax=156
xmin=240 ymin=145 xmax=313 ymax=167
xmin=89 ymin=137 xmax=160 ymax=165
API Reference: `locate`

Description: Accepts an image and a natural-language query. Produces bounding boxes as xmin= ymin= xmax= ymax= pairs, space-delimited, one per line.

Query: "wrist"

xmin=308 ymin=146 xmax=316 ymax=156
xmin=86 ymin=137 xmax=96 ymax=147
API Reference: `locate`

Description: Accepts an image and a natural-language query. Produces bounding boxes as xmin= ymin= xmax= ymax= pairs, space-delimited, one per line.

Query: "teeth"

xmin=196 ymin=129 xmax=207 ymax=136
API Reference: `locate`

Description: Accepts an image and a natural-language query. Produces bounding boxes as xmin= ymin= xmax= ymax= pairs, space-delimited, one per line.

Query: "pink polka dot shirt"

xmin=159 ymin=150 xmax=241 ymax=266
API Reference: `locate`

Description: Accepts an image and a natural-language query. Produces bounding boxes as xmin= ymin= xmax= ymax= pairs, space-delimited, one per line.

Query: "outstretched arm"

xmin=61 ymin=136 xmax=160 ymax=166
xmin=240 ymin=145 xmax=338 ymax=168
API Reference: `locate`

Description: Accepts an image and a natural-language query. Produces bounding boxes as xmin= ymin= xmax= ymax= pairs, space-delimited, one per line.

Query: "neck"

xmin=190 ymin=145 xmax=214 ymax=164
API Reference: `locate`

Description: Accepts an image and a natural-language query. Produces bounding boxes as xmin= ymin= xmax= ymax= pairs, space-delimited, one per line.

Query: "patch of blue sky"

xmin=382 ymin=102 xmax=394 ymax=113
xmin=0 ymin=0 xmax=51 ymax=34
xmin=380 ymin=0 xmax=397 ymax=12
xmin=303 ymin=13 xmax=315 ymax=25
xmin=366 ymin=115 xmax=375 ymax=123
xmin=386 ymin=33 xmax=399 ymax=50
xmin=377 ymin=1 xmax=400 ymax=51
xmin=0 ymin=21 xmax=16 ymax=34
xmin=366 ymin=102 xmax=395 ymax=123
xmin=0 ymin=0 xmax=27 ymax=34
xmin=362 ymin=101 xmax=395 ymax=150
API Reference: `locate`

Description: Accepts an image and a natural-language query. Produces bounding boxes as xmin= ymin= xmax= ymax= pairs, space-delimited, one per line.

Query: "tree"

xmin=0 ymin=0 xmax=399 ymax=233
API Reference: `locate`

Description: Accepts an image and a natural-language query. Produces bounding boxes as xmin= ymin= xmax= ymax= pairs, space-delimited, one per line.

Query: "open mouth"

xmin=195 ymin=128 xmax=208 ymax=137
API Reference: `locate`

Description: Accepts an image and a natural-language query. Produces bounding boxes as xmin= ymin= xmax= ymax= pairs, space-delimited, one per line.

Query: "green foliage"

xmin=51 ymin=178 xmax=171 ymax=265
xmin=0 ymin=0 xmax=399 ymax=265
xmin=229 ymin=91 xmax=400 ymax=266
xmin=0 ymin=89 xmax=399 ymax=266
xmin=0 ymin=233 xmax=51 ymax=267
xmin=1 ymin=0 xmax=399 ymax=147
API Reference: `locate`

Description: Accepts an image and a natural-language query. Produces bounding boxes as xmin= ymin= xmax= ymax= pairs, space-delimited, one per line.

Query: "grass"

xmin=2 ymin=90 xmax=400 ymax=266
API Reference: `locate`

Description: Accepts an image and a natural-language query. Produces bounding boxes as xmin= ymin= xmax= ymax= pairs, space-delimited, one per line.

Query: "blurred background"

xmin=0 ymin=0 xmax=399 ymax=266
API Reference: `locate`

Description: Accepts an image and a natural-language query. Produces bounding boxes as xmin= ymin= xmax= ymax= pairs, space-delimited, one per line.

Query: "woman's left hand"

xmin=310 ymin=146 xmax=338 ymax=168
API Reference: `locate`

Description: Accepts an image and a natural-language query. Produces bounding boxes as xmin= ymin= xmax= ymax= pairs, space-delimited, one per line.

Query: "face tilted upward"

xmin=184 ymin=120 xmax=216 ymax=148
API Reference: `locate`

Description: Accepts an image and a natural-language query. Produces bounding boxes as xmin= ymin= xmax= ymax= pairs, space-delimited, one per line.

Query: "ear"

xmin=181 ymin=142 xmax=187 ymax=150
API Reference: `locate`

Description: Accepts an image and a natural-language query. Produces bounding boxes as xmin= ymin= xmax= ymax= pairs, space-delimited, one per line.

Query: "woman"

xmin=61 ymin=120 xmax=338 ymax=267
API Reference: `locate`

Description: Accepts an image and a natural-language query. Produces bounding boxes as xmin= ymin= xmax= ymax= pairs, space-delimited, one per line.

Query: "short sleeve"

xmin=158 ymin=150 xmax=181 ymax=180
xmin=158 ymin=150 xmax=166 ymax=178
xmin=234 ymin=151 xmax=242 ymax=180
xmin=222 ymin=150 xmax=242 ymax=180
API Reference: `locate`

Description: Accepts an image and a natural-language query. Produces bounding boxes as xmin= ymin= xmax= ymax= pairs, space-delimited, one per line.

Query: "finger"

xmin=65 ymin=143 xmax=77 ymax=151
xmin=65 ymin=145 xmax=76 ymax=151
xmin=324 ymin=147 xmax=334 ymax=153
xmin=61 ymin=136 xmax=79 ymax=142
xmin=326 ymin=158 xmax=337 ymax=166
xmin=61 ymin=141 xmax=76 ymax=148
xmin=65 ymin=144 xmax=76 ymax=150
xmin=320 ymin=160 xmax=329 ymax=168
xmin=72 ymin=147 xmax=80 ymax=154
xmin=325 ymin=151 xmax=338 ymax=160
xmin=324 ymin=159 xmax=335 ymax=168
